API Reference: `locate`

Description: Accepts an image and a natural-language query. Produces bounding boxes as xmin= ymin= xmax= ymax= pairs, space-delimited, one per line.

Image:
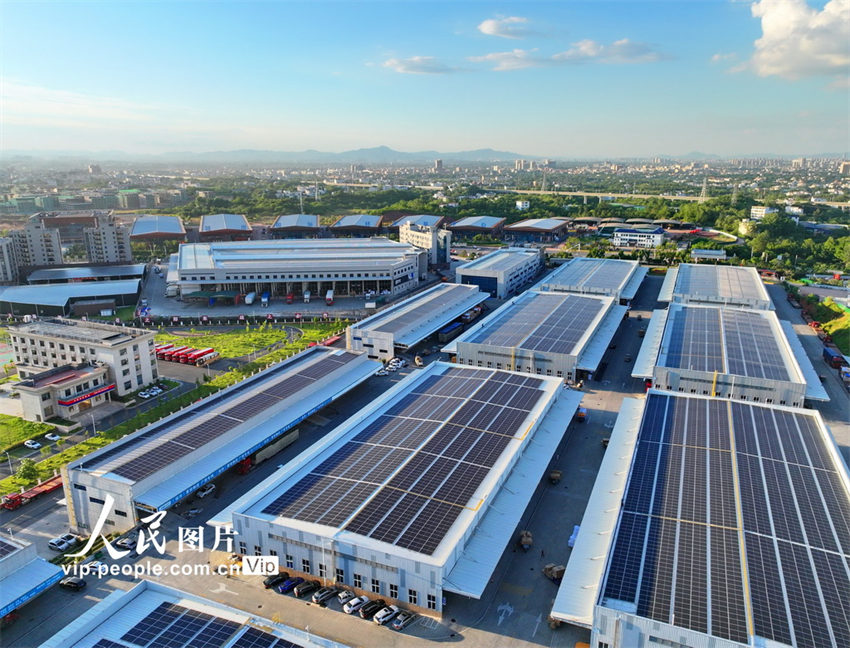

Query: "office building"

xmin=455 ymin=247 xmax=542 ymax=298
xmin=15 ymin=363 xmax=113 ymax=422
xmin=611 ymin=227 xmax=665 ymax=248
xmin=398 ymin=221 xmax=451 ymax=265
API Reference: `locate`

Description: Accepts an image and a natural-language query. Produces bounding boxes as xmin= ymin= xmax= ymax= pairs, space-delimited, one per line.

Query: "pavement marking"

xmin=533 ymin=612 xmax=542 ymax=636
xmin=496 ymin=601 xmax=514 ymax=626
xmin=210 ymin=582 xmax=239 ymax=596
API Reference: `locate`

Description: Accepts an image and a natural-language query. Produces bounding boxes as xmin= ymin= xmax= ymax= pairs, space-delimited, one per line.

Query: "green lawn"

xmin=0 ymin=414 xmax=56 ymax=453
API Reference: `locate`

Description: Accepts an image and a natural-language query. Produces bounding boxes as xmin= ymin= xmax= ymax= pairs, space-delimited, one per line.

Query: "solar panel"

xmin=602 ymin=393 xmax=850 ymax=647
xmin=185 ymin=618 xmax=240 ymax=648
xmin=370 ymin=285 xmax=478 ymax=335
xmin=92 ymin=640 xmax=132 ymax=648
xmin=230 ymin=627 xmax=291 ymax=648
xmin=0 ymin=537 xmax=19 ymax=557
xmin=675 ymin=264 xmax=765 ymax=303
xmin=121 ymin=602 xmax=186 ymax=646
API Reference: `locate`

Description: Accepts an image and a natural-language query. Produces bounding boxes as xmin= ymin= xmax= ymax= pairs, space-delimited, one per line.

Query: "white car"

xmin=48 ymin=533 xmax=79 ymax=552
xmin=386 ymin=365 xmax=397 ymax=372
xmin=23 ymin=439 xmax=41 ymax=450
xmin=343 ymin=595 xmax=369 ymax=615
xmin=138 ymin=391 xmax=151 ymax=399
xmin=195 ymin=483 xmax=216 ymax=498
xmin=45 ymin=433 xmax=61 ymax=442
xmin=85 ymin=560 xmax=109 ymax=576
xmin=373 ymin=605 xmax=400 ymax=625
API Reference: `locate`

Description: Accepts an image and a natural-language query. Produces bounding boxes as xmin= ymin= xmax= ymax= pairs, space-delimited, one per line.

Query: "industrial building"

xmin=65 ymin=348 xmax=376 ymax=534
xmin=448 ymin=216 xmax=505 ymax=238
xmin=611 ymin=226 xmax=665 ymax=248
xmin=455 ymin=247 xmax=542 ymax=299
xmin=398 ymin=220 xmax=451 ymax=265
xmin=198 ymin=213 xmax=252 ymax=241
xmin=269 ymin=213 xmax=320 ymax=238
xmin=346 ymin=283 xmax=488 ymax=360
xmin=537 ymin=257 xmax=647 ymax=304
xmin=14 ymin=363 xmax=113 ymax=422
xmin=38 ymin=579 xmax=349 ymax=648
xmin=0 ymin=280 xmax=141 ymax=317
xmin=391 ymin=214 xmax=444 ymax=229
xmin=209 ymin=362 xmax=583 ymax=614
xmin=503 ymin=218 xmax=570 ymax=242
xmin=0 ymin=536 xmax=63 ymax=619
xmin=632 ymin=303 xmax=828 ymax=407
xmin=552 ymin=390 xmax=850 ymax=648
xmin=330 ymin=214 xmax=381 ymax=236
xmin=443 ymin=290 xmax=626 ymax=382
xmin=659 ymin=263 xmax=773 ymax=310
xmin=9 ymin=317 xmax=158 ymax=397
xmin=129 ymin=214 xmax=187 ymax=241
xmin=27 ymin=264 xmax=146 ymax=284
xmin=174 ymin=238 xmax=426 ymax=299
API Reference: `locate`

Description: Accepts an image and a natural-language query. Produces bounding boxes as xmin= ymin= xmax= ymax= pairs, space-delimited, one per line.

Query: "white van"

xmin=244 ymin=292 xmax=256 ymax=305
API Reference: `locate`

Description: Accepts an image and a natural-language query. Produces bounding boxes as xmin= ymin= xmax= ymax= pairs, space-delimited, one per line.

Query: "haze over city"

xmin=2 ymin=0 xmax=849 ymax=158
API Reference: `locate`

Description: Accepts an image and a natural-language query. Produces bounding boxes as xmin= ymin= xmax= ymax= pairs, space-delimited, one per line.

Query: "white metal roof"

xmin=0 ymin=280 xmax=141 ymax=307
xmin=392 ymin=214 xmax=442 ymax=228
xmin=538 ymin=257 xmax=641 ymax=298
xmin=130 ymin=214 xmax=186 ymax=237
xmin=778 ymin=319 xmax=830 ymax=401
xmin=199 ymin=213 xmax=251 ymax=232
xmin=456 ymin=248 xmax=538 ymax=273
xmin=550 ymin=397 xmax=643 ymax=627
xmin=631 ymin=308 xmax=668 ymax=379
xmin=0 ymin=555 xmax=63 ymax=617
xmin=332 ymin=213 xmax=381 ymax=228
xmin=450 ymin=216 xmax=504 ymax=229
xmin=657 ymin=266 xmax=678 ymax=301
xmin=668 ymin=263 xmax=772 ymax=308
xmin=270 ymin=213 xmax=319 ymax=229
xmin=28 ymin=264 xmax=145 ymax=282
xmin=577 ymin=304 xmax=629 ymax=372
xmin=621 ymin=265 xmax=649 ymax=301
xmin=37 ymin=580 xmax=350 ymax=648
xmin=505 ymin=218 xmax=569 ymax=231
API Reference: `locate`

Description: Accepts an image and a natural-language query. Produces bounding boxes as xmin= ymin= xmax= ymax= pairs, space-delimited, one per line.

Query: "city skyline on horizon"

xmin=2 ymin=0 xmax=848 ymax=158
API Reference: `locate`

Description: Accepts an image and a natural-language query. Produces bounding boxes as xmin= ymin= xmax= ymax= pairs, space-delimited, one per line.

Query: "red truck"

xmin=286 ymin=292 xmax=294 ymax=304
xmin=1 ymin=475 xmax=63 ymax=510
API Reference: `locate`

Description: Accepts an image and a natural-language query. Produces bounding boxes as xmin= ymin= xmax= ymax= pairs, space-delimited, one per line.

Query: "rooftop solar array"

xmin=663 ymin=306 xmax=792 ymax=381
xmin=90 ymin=352 xmax=360 ymax=482
xmin=467 ymin=292 xmax=604 ymax=355
xmin=543 ymin=258 xmax=635 ymax=295
xmin=366 ymin=284 xmax=481 ymax=335
xmin=0 ymin=537 xmax=20 ymax=558
xmin=261 ymin=366 xmax=546 ymax=555
xmin=674 ymin=264 xmax=767 ymax=303
xmin=601 ymin=393 xmax=850 ymax=648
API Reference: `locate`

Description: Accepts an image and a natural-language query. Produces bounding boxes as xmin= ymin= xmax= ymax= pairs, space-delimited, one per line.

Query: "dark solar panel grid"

xmin=230 ymin=627 xmax=280 ymax=648
xmin=0 ymin=538 xmax=18 ymax=557
xmin=185 ymin=619 xmax=241 ymax=648
xmin=120 ymin=602 xmax=186 ymax=646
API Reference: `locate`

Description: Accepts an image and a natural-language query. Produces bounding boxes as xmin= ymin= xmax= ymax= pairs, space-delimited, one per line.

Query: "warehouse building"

xmin=65 ymin=348 xmax=376 ymax=534
xmin=659 ymin=263 xmax=773 ymax=309
xmin=129 ymin=214 xmax=187 ymax=242
xmin=209 ymin=362 xmax=583 ymax=614
xmin=448 ymin=215 xmax=505 ymax=238
xmin=0 ymin=536 xmax=63 ymax=619
xmin=331 ymin=214 xmax=381 ymax=237
xmin=503 ymin=218 xmax=570 ymax=242
xmin=269 ymin=213 xmax=320 ymax=238
xmin=0 ymin=280 xmax=141 ymax=317
xmin=391 ymin=214 xmax=444 ymax=229
xmin=552 ymin=390 xmax=850 ymax=648
xmin=398 ymin=220 xmax=451 ymax=265
xmin=537 ymin=257 xmax=647 ymax=304
xmin=346 ymin=283 xmax=488 ymax=360
xmin=444 ymin=290 xmax=625 ymax=382
xmin=174 ymin=238 xmax=426 ymax=299
xmin=632 ymin=303 xmax=828 ymax=407
xmin=27 ymin=264 xmax=146 ymax=284
xmin=455 ymin=247 xmax=542 ymax=298
xmin=198 ymin=213 xmax=252 ymax=241
xmin=38 ymin=579 xmax=349 ymax=648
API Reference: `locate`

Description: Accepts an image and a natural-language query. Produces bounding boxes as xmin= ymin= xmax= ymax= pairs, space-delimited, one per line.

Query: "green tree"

xmin=16 ymin=458 xmax=38 ymax=481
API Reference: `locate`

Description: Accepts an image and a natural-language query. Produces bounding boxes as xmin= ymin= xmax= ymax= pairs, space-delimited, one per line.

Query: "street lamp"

xmin=5 ymin=451 xmax=12 ymax=475
xmin=88 ymin=412 xmax=96 ymax=436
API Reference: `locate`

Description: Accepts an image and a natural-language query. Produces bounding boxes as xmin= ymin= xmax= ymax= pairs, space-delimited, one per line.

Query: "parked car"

xmin=195 ymin=483 xmax=216 ymax=498
xmin=263 ymin=572 xmax=289 ymax=589
xmin=115 ymin=536 xmax=137 ymax=551
xmin=23 ymin=440 xmax=41 ymax=450
xmin=293 ymin=580 xmax=321 ymax=598
xmin=85 ymin=560 xmax=109 ymax=576
xmin=44 ymin=433 xmax=61 ymax=442
xmin=48 ymin=533 xmax=79 ymax=552
xmin=59 ymin=576 xmax=87 ymax=590
xmin=277 ymin=577 xmax=304 ymax=594
xmin=391 ymin=610 xmax=418 ymax=631
xmin=337 ymin=589 xmax=356 ymax=605
xmin=343 ymin=595 xmax=369 ymax=614
xmin=138 ymin=391 xmax=151 ymax=399
xmin=359 ymin=599 xmax=386 ymax=619
xmin=312 ymin=586 xmax=339 ymax=604
xmin=373 ymin=605 xmax=400 ymax=625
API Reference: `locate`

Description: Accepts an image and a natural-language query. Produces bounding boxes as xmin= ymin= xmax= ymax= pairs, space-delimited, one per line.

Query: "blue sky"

xmin=2 ymin=1 xmax=848 ymax=157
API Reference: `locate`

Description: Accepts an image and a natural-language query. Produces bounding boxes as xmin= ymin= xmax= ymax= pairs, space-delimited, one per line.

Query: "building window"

xmin=318 ymin=563 xmax=327 ymax=578
xmin=89 ymin=497 xmax=105 ymax=505
xmin=254 ymin=545 xmax=262 ymax=556
xmin=427 ymin=594 xmax=436 ymax=610
xmin=115 ymin=510 xmax=127 ymax=517
xmin=41 ymin=393 xmax=51 ymax=401
xmin=371 ymin=578 xmax=381 ymax=594
xmin=73 ymin=483 xmax=87 ymax=491
xmin=269 ymin=549 xmax=278 ymax=557
xmin=286 ymin=554 xmax=294 ymax=569
xmin=408 ymin=589 xmax=418 ymax=605
xmin=238 ymin=541 xmax=247 ymax=554
xmin=389 ymin=584 xmax=398 ymax=598
xmin=302 ymin=558 xmax=311 ymax=573
xmin=353 ymin=573 xmax=363 ymax=588
xmin=335 ymin=568 xmax=344 ymax=583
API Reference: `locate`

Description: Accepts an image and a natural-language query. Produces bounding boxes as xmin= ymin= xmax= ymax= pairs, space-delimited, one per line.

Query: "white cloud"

xmin=382 ymin=56 xmax=456 ymax=74
xmin=712 ymin=52 xmax=738 ymax=62
xmin=468 ymin=49 xmax=544 ymax=71
xmin=553 ymin=38 xmax=666 ymax=63
xmin=749 ymin=0 xmax=850 ymax=80
xmin=477 ymin=16 xmax=533 ymax=39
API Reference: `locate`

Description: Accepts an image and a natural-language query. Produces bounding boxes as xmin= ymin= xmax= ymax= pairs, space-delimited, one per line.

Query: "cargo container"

xmin=437 ymin=321 xmax=463 ymax=343
xmin=1 ymin=475 xmax=63 ymax=510
xmin=823 ymin=346 xmax=845 ymax=368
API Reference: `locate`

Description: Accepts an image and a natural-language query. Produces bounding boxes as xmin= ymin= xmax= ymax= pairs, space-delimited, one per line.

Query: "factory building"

xmin=503 ymin=218 xmax=570 ymax=242
xmin=447 ymin=216 xmax=505 ymax=239
xmin=330 ymin=214 xmax=382 ymax=237
xmin=8 ymin=317 xmax=158 ymax=397
xmin=26 ymin=264 xmax=146 ymax=285
xmin=198 ymin=213 xmax=252 ymax=242
xmin=209 ymin=362 xmax=583 ymax=615
xmin=129 ymin=214 xmax=187 ymax=242
xmin=632 ymin=303 xmax=828 ymax=407
xmin=174 ymin=238 xmax=426 ymax=299
xmin=65 ymin=348 xmax=376 ymax=534
xmin=346 ymin=283 xmax=488 ymax=360
xmin=398 ymin=220 xmax=451 ymax=265
xmin=659 ymin=263 xmax=773 ymax=310
xmin=455 ymin=247 xmax=542 ymax=299
xmin=537 ymin=257 xmax=647 ymax=304
xmin=0 ymin=280 xmax=141 ymax=317
xmin=391 ymin=214 xmax=444 ymax=229
xmin=269 ymin=213 xmax=321 ymax=239
xmin=37 ymin=579 xmax=349 ymax=648
xmin=0 ymin=536 xmax=63 ymax=619
xmin=552 ymin=390 xmax=850 ymax=648
xmin=443 ymin=290 xmax=626 ymax=382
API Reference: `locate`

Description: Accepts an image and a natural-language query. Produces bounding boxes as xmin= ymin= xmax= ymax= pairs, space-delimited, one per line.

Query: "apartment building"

xmin=11 ymin=218 xmax=63 ymax=267
xmin=0 ymin=238 xmax=18 ymax=283
xmin=84 ymin=214 xmax=132 ymax=263
xmin=399 ymin=221 xmax=452 ymax=265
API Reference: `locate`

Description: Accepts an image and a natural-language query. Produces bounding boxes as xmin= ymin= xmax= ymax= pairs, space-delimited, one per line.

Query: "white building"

xmin=209 ymin=362 xmax=582 ymax=615
xmin=658 ymin=263 xmax=773 ymax=310
xmin=689 ymin=247 xmax=726 ymax=260
xmin=175 ymin=238 xmax=427 ymax=299
xmin=84 ymin=213 xmax=132 ymax=264
xmin=65 ymin=348 xmax=376 ymax=533
xmin=0 ymin=536 xmax=63 ymax=619
xmin=398 ymin=221 xmax=452 ymax=265
xmin=8 ymin=318 xmax=158 ymax=397
xmin=516 ymin=200 xmax=530 ymax=210
xmin=11 ymin=217 xmax=63 ymax=267
xmin=15 ymin=363 xmax=113 ymax=422
xmin=537 ymin=256 xmax=647 ymax=304
xmin=0 ymin=237 xmax=18 ymax=283
xmin=552 ymin=391 xmax=850 ymax=648
xmin=37 ymin=579 xmax=349 ymax=648
xmin=443 ymin=290 xmax=626 ymax=382
xmin=455 ymin=247 xmax=542 ymax=298
xmin=750 ymin=205 xmax=778 ymax=219
xmin=632 ymin=303 xmax=829 ymax=407
xmin=611 ymin=226 xmax=665 ymax=248
xmin=346 ymin=283 xmax=487 ymax=360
